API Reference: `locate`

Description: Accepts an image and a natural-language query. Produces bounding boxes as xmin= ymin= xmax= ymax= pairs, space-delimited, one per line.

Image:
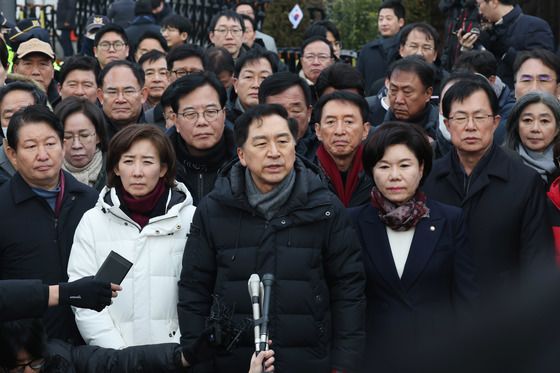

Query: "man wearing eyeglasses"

xmin=397 ymin=22 xmax=448 ymax=103
xmin=299 ymin=36 xmax=334 ymax=104
xmin=167 ymin=72 xmax=236 ymax=205
xmin=97 ymin=60 xmax=147 ymax=139
xmin=166 ymin=44 xmax=205 ymax=83
xmin=208 ymin=10 xmax=246 ymax=60
xmin=423 ymin=79 xmax=554 ymax=296
xmin=138 ymin=50 xmax=170 ymax=112
xmin=513 ymin=49 xmax=560 ymax=100
xmin=93 ymin=24 xmax=130 ymax=69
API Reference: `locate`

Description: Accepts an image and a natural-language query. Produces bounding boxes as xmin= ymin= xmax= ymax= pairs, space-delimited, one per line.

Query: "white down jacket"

xmin=67 ymin=182 xmax=196 ymax=349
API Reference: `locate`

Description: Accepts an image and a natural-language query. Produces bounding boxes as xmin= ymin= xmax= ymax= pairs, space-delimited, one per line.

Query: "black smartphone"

xmin=94 ymin=251 xmax=133 ymax=285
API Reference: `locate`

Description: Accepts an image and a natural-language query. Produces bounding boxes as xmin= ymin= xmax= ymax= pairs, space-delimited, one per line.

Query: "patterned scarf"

xmin=370 ymin=186 xmax=430 ymax=231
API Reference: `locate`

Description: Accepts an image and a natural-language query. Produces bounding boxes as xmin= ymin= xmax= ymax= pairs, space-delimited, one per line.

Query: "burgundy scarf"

xmin=119 ymin=179 xmax=167 ymax=228
xmin=371 ymin=187 xmax=430 ymax=231
xmin=54 ymin=170 xmax=66 ymax=217
xmin=317 ymin=144 xmax=364 ymax=207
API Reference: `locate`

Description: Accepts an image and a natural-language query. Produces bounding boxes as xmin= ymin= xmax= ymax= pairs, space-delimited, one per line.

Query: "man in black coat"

xmin=178 ymin=104 xmax=365 ymax=373
xmin=167 ymin=72 xmax=237 ymax=205
xmin=314 ymin=91 xmax=372 ymax=207
xmin=459 ymin=0 xmax=555 ymax=88
xmin=357 ymin=1 xmax=405 ymax=96
xmin=0 ymin=105 xmax=98 ymax=344
xmin=422 ymin=79 xmax=554 ymax=295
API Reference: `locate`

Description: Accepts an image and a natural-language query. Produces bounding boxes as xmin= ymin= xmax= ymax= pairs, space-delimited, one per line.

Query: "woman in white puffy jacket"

xmin=67 ymin=125 xmax=196 ymax=349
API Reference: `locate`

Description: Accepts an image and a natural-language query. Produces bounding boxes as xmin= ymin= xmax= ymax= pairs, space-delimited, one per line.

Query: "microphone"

xmin=260 ymin=273 xmax=274 ymax=351
xmin=248 ymin=274 xmax=261 ymax=352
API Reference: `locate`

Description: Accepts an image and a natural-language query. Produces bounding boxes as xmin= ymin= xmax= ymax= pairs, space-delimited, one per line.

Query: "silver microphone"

xmin=260 ymin=273 xmax=274 ymax=351
xmin=248 ymin=274 xmax=261 ymax=352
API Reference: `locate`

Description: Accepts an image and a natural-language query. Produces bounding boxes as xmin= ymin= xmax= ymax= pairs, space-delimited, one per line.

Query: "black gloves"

xmin=59 ymin=276 xmax=112 ymax=312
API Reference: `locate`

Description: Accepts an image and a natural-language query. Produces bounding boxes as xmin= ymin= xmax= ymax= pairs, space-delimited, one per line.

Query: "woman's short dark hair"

xmin=363 ymin=122 xmax=433 ymax=186
xmin=106 ymin=124 xmax=177 ymax=188
xmin=234 ymin=104 xmax=298 ymax=148
xmin=7 ymin=105 xmax=63 ymax=150
xmin=0 ymin=319 xmax=47 ymax=369
xmin=505 ymin=91 xmax=560 ymax=150
xmin=55 ymin=97 xmax=109 ymax=153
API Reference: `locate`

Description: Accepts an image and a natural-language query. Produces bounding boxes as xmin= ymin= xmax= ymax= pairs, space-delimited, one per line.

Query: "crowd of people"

xmin=0 ymin=0 xmax=560 ymax=372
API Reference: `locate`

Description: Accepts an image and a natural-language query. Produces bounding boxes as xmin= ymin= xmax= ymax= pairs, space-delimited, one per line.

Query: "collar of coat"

xmin=210 ymin=155 xmax=335 ymax=219
xmin=10 ymin=170 xmax=92 ymax=205
xmin=430 ymin=143 xmax=510 ymax=183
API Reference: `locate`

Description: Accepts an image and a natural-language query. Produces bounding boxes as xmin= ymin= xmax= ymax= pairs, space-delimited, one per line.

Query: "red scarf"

xmin=119 ymin=179 xmax=167 ymax=228
xmin=371 ymin=187 xmax=429 ymax=231
xmin=317 ymin=144 xmax=364 ymax=207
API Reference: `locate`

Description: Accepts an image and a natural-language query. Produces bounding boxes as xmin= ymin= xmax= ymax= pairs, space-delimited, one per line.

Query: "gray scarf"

xmin=517 ymin=144 xmax=555 ymax=181
xmin=63 ymin=149 xmax=104 ymax=187
xmin=245 ymin=168 xmax=296 ymax=220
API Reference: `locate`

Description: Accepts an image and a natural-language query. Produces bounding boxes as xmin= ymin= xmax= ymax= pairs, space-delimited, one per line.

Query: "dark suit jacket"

xmin=350 ymin=199 xmax=478 ymax=372
xmin=423 ymin=145 xmax=555 ymax=293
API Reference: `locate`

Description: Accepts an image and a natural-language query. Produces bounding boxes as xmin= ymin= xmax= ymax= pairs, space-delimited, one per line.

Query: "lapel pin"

xmin=430 ymin=225 xmax=436 ymax=231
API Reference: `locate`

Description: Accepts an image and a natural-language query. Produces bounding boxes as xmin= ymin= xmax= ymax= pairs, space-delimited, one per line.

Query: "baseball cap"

xmin=7 ymin=18 xmax=50 ymax=49
xmin=16 ymin=38 xmax=55 ymax=59
xmin=85 ymin=15 xmax=110 ymax=39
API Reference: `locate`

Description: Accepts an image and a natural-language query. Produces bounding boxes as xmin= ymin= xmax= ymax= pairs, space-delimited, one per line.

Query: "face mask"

xmin=438 ymin=114 xmax=451 ymax=141
xmin=2 ymin=127 xmax=7 ymax=138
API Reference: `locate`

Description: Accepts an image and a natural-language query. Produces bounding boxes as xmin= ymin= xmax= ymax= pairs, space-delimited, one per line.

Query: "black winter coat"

xmin=357 ymin=36 xmax=400 ymax=96
xmin=125 ymin=15 xmax=162 ymax=50
xmin=45 ymin=340 xmax=185 ymax=372
xmin=0 ymin=171 xmax=98 ymax=343
xmin=178 ymin=158 xmax=366 ymax=373
xmin=477 ymin=5 xmax=555 ymax=87
xmin=169 ymin=126 xmax=237 ymax=205
xmin=422 ymin=145 xmax=554 ymax=293
xmin=107 ymin=0 xmax=135 ymax=28
xmin=0 ymin=279 xmax=49 ymax=321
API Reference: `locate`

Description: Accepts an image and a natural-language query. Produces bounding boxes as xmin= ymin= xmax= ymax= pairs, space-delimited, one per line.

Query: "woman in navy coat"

xmin=350 ymin=122 xmax=478 ymax=372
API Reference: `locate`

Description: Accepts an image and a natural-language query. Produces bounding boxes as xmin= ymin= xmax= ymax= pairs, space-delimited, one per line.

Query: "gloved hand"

xmin=181 ymin=326 xmax=217 ymax=367
xmin=59 ymin=276 xmax=112 ymax=312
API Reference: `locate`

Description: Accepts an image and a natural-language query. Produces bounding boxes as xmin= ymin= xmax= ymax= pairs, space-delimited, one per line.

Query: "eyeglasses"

xmin=517 ymin=74 xmax=557 ymax=84
xmin=103 ymin=88 xmax=140 ymax=99
xmin=171 ymin=68 xmax=203 ymax=78
xmin=63 ymin=132 xmax=97 ymax=144
xmin=302 ymin=54 xmax=332 ymax=63
xmin=8 ymin=359 xmax=45 ymax=373
xmin=404 ymin=43 xmax=435 ymax=53
xmin=213 ymin=28 xmax=243 ymax=37
xmin=178 ymin=108 xmax=223 ymax=122
xmin=448 ymin=113 xmax=494 ymax=126
xmin=97 ymin=41 xmax=127 ymax=51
